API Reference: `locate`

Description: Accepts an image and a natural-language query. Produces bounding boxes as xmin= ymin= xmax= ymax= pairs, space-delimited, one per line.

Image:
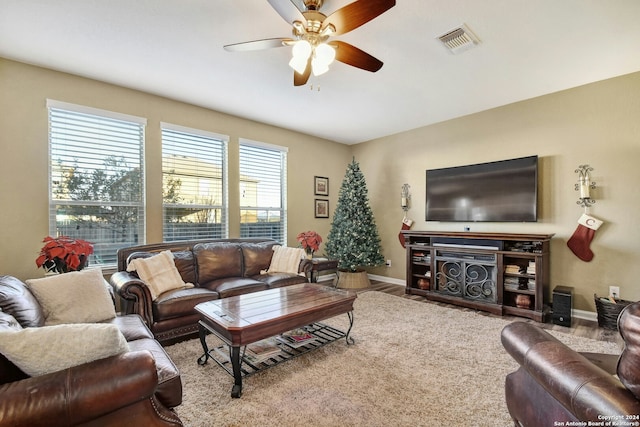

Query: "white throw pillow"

xmin=26 ymin=268 xmax=116 ymax=326
xmin=0 ymin=323 xmax=129 ymax=376
xmin=267 ymin=245 xmax=305 ymax=275
xmin=126 ymin=250 xmax=193 ymax=300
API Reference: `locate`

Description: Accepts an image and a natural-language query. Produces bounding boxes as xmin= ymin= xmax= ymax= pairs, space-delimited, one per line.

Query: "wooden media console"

xmin=402 ymin=231 xmax=554 ymax=322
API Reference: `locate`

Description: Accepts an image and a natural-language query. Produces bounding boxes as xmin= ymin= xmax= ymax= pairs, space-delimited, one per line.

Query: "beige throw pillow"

xmin=127 ymin=250 xmax=193 ymax=300
xmin=267 ymin=245 xmax=305 ymax=275
xmin=26 ymin=268 xmax=116 ymax=326
xmin=0 ymin=323 xmax=129 ymax=376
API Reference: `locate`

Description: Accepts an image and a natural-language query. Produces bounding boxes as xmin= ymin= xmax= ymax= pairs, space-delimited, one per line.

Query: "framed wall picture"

xmin=314 ymin=176 xmax=329 ymax=196
xmin=315 ymin=199 xmax=329 ymax=218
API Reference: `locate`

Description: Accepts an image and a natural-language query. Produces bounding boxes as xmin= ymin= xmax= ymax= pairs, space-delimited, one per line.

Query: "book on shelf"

xmin=244 ymin=338 xmax=281 ymax=363
xmin=505 ymin=264 xmax=522 ymax=274
xmin=277 ymin=328 xmax=317 ymax=348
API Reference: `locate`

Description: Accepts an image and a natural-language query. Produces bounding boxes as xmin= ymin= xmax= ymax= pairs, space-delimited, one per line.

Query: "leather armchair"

xmin=0 ymin=275 xmax=183 ymax=427
xmin=501 ymin=302 xmax=640 ymax=426
xmin=0 ymin=350 xmax=181 ymax=427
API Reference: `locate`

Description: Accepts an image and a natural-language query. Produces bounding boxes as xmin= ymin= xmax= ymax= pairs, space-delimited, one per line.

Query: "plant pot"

xmin=334 ymin=270 xmax=370 ymax=289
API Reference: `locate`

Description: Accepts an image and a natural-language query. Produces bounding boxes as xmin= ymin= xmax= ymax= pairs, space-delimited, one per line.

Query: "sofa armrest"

xmin=501 ymin=322 xmax=640 ymax=420
xmin=110 ymin=271 xmax=154 ymax=327
xmin=299 ymin=259 xmax=312 ymax=276
xmin=0 ymin=351 xmax=180 ymax=427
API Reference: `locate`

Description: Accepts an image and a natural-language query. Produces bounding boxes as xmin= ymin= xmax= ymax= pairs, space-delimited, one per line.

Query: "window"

xmin=161 ymin=123 xmax=228 ymax=241
xmin=47 ymin=100 xmax=146 ymax=267
xmin=239 ymin=139 xmax=287 ymax=243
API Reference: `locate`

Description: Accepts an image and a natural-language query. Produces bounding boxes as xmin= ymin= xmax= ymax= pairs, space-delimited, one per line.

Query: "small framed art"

xmin=315 ymin=199 xmax=329 ymax=218
xmin=314 ymin=176 xmax=329 ymax=196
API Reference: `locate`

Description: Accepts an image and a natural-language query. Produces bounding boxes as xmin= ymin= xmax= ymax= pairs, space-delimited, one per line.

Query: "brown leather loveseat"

xmin=110 ymin=238 xmax=311 ymax=344
xmin=0 ymin=275 xmax=183 ymax=426
xmin=501 ymin=301 xmax=640 ymax=426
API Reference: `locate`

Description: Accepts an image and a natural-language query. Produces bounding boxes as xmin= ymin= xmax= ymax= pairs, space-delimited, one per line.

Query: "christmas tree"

xmin=325 ymin=159 xmax=385 ymax=272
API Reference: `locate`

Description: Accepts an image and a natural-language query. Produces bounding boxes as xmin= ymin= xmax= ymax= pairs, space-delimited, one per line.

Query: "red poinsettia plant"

xmin=35 ymin=236 xmax=94 ymax=274
xmin=296 ymin=231 xmax=323 ymax=255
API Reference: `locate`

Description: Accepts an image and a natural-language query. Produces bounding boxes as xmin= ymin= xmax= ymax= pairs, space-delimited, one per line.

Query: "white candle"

xmin=579 ymin=183 xmax=590 ymax=199
xmin=401 ymin=197 xmax=407 ymax=207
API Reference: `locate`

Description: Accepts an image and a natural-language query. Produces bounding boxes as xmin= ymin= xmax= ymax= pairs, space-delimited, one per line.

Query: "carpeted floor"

xmin=165 ymin=291 xmax=621 ymax=427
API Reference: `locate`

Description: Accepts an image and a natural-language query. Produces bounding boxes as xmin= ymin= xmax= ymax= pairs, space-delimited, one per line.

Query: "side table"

xmin=309 ymin=258 xmax=339 ymax=283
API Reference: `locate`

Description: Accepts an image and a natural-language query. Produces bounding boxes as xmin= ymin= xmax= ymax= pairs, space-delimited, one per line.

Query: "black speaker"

xmin=553 ymin=286 xmax=574 ymax=327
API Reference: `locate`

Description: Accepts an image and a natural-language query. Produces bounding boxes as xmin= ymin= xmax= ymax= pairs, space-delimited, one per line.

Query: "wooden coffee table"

xmin=195 ymin=283 xmax=357 ymax=397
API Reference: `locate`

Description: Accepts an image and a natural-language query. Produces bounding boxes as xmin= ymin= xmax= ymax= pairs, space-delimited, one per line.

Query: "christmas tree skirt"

xmin=334 ymin=270 xmax=371 ymax=289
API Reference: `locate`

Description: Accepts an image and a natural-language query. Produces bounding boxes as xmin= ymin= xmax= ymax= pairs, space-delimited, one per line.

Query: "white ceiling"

xmin=1 ymin=0 xmax=640 ymax=145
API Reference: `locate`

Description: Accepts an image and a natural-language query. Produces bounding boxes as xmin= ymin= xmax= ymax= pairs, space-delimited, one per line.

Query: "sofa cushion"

xmin=0 ymin=275 xmax=44 ymax=327
xmin=101 ymin=313 xmax=155 ymax=342
xmin=127 ymin=337 xmax=183 ymax=408
xmin=26 ymin=268 xmax=116 ymax=325
xmin=0 ymin=323 xmax=129 ymax=376
xmin=267 ymin=245 xmax=305 ymax=275
xmin=253 ymin=272 xmax=308 ymax=288
xmin=127 ymin=250 xmax=194 ymax=300
xmin=194 ymin=242 xmax=243 ymax=284
xmin=173 ymin=250 xmax=197 ymax=285
xmin=203 ymin=277 xmax=268 ymax=298
xmin=127 ymin=250 xmax=197 ymax=286
xmin=242 ymin=242 xmax=276 ymax=277
xmin=152 ymin=287 xmax=219 ymax=321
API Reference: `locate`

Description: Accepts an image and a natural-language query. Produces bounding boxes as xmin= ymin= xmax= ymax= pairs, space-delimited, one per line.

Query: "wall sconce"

xmin=401 ymin=184 xmax=411 ymax=212
xmin=575 ymin=165 xmax=596 ymax=208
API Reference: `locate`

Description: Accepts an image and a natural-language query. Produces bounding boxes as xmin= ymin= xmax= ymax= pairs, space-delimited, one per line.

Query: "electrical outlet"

xmin=385 ymin=259 xmax=391 ymax=267
xmin=610 ymin=286 xmax=620 ymax=299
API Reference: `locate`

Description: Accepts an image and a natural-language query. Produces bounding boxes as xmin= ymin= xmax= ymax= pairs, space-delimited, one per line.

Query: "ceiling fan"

xmin=223 ymin=0 xmax=396 ymax=86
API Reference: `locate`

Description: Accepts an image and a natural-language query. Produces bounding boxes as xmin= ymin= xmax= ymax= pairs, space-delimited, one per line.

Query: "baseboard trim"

xmin=572 ymin=308 xmax=597 ymax=322
xmin=367 ymin=274 xmax=405 ymax=286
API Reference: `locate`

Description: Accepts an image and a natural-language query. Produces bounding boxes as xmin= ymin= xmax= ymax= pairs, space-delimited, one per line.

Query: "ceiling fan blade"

xmin=323 ymin=0 xmax=396 ymax=36
xmin=329 ymin=41 xmax=383 ymax=72
xmin=223 ymin=38 xmax=293 ymax=52
xmin=294 ymin=57 xmax=312 ymax=86
xmin=267 ymin=0 xmax=305 ymax=24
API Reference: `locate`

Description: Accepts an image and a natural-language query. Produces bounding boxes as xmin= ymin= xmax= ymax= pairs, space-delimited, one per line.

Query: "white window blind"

xmin=162 ymin=123 xmax=228 ymax=241
xmin=47 ymin=100 xmax=146 ymax=267
xmin=239 ymin=140 xmax=287 ymax=243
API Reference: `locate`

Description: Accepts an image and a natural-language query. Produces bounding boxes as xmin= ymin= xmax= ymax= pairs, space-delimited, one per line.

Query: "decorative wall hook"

xmin=574 ymin=164 xmax=596 ymax=208
xmin=401 ymin=183 xmax=411 ymax=212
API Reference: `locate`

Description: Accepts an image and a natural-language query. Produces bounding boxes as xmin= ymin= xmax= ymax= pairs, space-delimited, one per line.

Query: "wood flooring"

xmin=362 ymin=278 xmax=624 ymax=346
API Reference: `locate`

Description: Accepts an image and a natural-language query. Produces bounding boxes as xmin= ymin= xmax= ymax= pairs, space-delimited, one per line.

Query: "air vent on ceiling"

xmin=437 ymin=24 xmax=480 ymax=54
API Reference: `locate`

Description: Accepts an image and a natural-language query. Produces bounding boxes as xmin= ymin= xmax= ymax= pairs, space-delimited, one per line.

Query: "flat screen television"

xmin=425 ymin=155 xmax=538 ymax=222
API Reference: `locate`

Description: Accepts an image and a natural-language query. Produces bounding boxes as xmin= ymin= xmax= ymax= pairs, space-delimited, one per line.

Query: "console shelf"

xmin=401 ymin=231 xmax=553 ymax=322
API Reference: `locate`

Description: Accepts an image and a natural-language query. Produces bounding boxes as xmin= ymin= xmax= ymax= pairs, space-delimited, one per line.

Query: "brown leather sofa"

xmin=0 ymin=275 xmax=183 ymax=427
xmin=501 ymin=302 xmax=640 ymax=426
xmin=110 ymin=238 xmax=311 ymax=344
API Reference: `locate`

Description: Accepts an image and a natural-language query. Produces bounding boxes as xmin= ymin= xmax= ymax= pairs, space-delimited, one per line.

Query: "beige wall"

xmin=2 ymin=57 xmax=639 ymax=313
xmin=354 ymin=71 xmax=640 ymax=312
xmin=0 ymin=58 xmax=351 ymax=280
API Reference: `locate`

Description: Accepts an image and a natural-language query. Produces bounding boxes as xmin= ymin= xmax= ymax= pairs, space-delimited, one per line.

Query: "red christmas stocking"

xmin=399 ymin=218 xmax=414 ymax=248
xmin=567 ymin=213 xmax=603 ymax=262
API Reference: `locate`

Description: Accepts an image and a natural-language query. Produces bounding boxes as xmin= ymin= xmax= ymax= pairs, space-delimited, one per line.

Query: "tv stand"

xmin=401 ymin=231 xmax=554 ymax=322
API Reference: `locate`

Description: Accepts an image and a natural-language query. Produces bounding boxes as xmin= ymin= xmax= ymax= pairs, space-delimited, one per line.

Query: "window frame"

xmin=238 ymin=138 xmax=288 ymax=244
xmin=46 ymin=99 xmax=147 ymax=268
xmin=161 ymin=122 xmax=229 ymax=241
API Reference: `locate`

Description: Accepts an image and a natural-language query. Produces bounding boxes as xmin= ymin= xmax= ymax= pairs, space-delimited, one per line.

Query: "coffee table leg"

xmin=230 ymin=346 xmax=243 ymax=398
xmin=197 ymin=322 xmax=210 ymax=365
xmin=345 ymin=311 xmax=355 ymax=345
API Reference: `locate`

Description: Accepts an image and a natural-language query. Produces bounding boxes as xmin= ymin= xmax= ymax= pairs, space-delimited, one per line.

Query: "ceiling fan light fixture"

xmin=289 ymin=40 xmax=312 ymax=73
xmin=291 ymin=40 xmax=312 ymax=59
xmin=315 ymin=43 xmax=336 ymax=65
xmin=311 ymin=57 xmax=330 ymax=76
xmin=311 ymin=43 xmax=335 ymax=76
